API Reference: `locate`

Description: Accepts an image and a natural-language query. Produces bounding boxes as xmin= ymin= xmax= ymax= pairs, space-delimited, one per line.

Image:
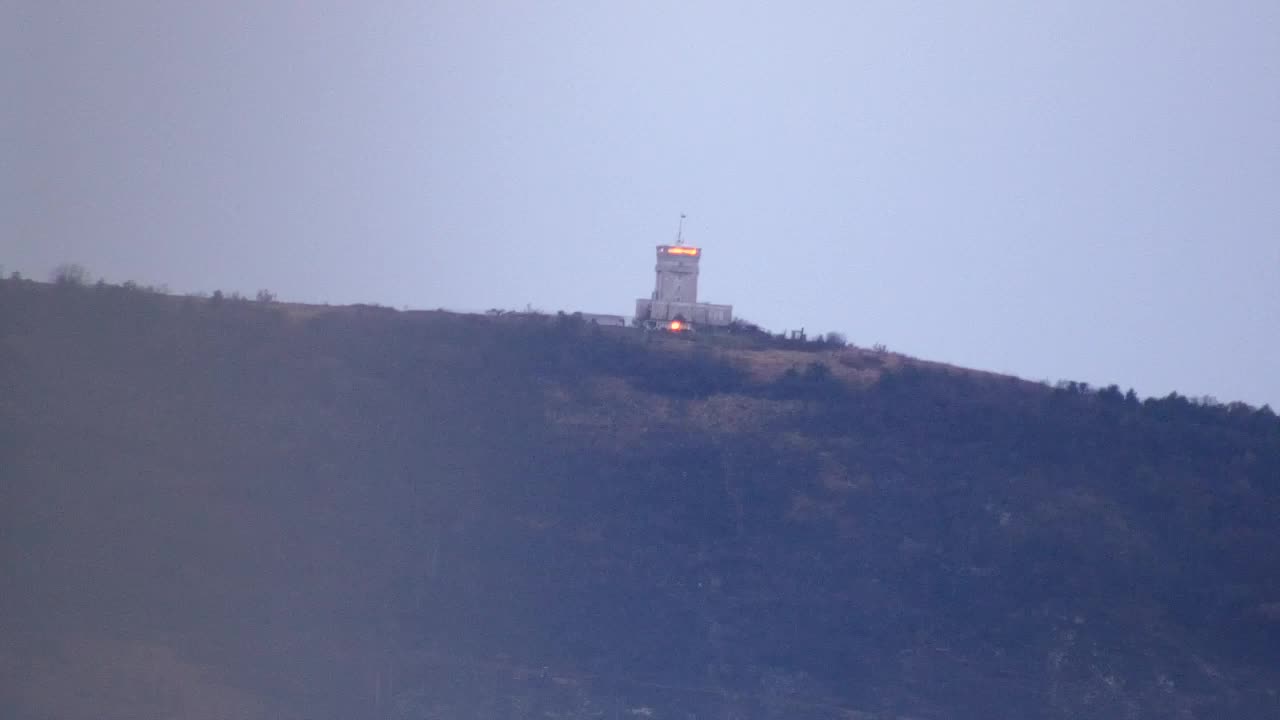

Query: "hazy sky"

xmin=5 ymin=2 xmax=1279 ymax=406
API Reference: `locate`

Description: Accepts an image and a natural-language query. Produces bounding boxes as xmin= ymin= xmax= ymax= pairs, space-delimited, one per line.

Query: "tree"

xmin=51 ymin=262 xmax=88 ymax=286
xmin=256 ymin=289 xmax=277 ymax=303
xmin=1098 ymin=384 xmax=1124 ymax=403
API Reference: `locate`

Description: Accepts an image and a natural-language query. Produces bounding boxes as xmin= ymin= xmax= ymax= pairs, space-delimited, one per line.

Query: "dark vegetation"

xmin=2 ymin=276 xmax=1279 ymax=719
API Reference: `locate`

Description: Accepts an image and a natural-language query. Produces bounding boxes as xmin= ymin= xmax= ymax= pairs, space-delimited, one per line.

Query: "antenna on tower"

xmin=676 ymin=213 xmax=687 ymax=246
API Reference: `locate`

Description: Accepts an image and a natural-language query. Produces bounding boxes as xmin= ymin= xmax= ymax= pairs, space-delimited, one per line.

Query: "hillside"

xmin=2 ymin=277 xmax=1279 ymax=719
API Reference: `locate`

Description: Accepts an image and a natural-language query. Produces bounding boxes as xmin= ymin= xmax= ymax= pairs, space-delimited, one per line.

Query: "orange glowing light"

xmin=665 ymin=247 xmax=700 ymax=256
xmin=668 ymin=320 xmax=685 ymax=331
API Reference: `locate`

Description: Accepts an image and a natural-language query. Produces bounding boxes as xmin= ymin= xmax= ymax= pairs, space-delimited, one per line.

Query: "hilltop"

xmin=2 ymin=277 xmax=1279 ymax=719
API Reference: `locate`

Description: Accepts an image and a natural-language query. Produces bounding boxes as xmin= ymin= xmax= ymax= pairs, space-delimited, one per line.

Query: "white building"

xmin=634 ymin=244 xmax=733 ymax=328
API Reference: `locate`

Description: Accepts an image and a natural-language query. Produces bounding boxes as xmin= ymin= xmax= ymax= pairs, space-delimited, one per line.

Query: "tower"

xmin=652 ymin=245 xmax=700 ymax=303
xmin=634 ymin=217 xmax=733 ymax=329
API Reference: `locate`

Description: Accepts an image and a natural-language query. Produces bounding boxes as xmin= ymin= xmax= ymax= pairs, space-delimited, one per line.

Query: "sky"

xmin=4 ymin=1 xmax=1278 ymax=406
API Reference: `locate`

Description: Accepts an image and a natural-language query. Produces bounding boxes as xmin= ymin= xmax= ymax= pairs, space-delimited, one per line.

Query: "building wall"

xmin=578 ymin=313 xmax=627 ymax=327
xmin=654 ymin=246 xmax=700 ymax=303
xmin=635 ymin=299 xmax=733 ymax=327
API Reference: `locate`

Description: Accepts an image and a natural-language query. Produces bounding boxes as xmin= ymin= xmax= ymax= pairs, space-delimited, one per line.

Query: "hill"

xmin=2 ymin=277 xmax=1279 ymax=719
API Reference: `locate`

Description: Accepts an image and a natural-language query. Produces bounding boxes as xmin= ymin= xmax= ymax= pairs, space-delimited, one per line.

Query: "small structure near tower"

xmin=634 ymin=216 xmax=733 ymax=330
